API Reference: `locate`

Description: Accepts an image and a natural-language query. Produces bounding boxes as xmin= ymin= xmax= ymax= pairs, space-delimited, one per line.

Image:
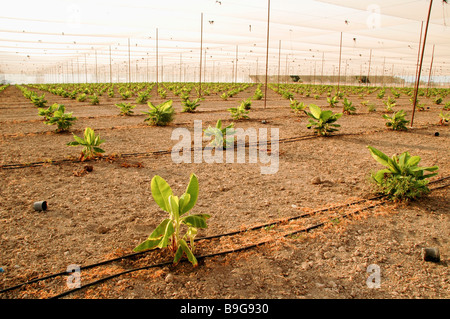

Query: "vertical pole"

xmin=411 ymin=0 xmax=433 ymax=128
xmin=199 ymin=12 xmax=203 ymax=97
xmin=180 ymin=53 xmax=182 ymax=82
xmin=156 ymin=28 xmax=159 ymax=90
xmin=426 ymin=44 xmax=435 ymax=95
xmin=367 ymin=49 xmax=372 ymax=87
xmin=381 ymin=56 xmax=385 ymax=87
xmin=285 ymin=54 xmax=288 ymax=84
xmin=84 ymin=54 xmax=87 ymax=83
xmin=235 ymin=45 xmax=238 ymax=83
xmin=128 ymin=38 xmax=131 ymax=83
xmin=391 ymin=64 xmax=395 ymax=86
xmin=95 ymin=50 xmax=98 ymax=83
xmin=109 ymin=46 xmax=112 ymax=83
xmin=264 ymin=0 xmax=271 ymax=109
xmin=414 ymin=21 xmax=424 ymax=87
xmin=321 ymin=52 xmax=324 ymax=84
xmin=277 ymin=40 xmax=281 ymax=89
xmin=337 ymin=31 xmax=343 ymax=93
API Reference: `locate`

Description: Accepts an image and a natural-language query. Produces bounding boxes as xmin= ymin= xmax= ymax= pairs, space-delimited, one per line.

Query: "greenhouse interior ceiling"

xmin=1 ymin=0 xmax=449 ymax=85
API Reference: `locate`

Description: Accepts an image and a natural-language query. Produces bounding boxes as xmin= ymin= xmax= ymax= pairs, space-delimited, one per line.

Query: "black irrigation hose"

xmin=0 ymin=127 xmax=386 ymax=170
xmin=0 ymin=192 xmax=382 ymax=294
xmin=46 ymin=198 xmax=408 ymax=299
xmin=2 ymin=178 xmax=448 ymax=297
xmin=0 ymin=120 xmax=443 ymax=170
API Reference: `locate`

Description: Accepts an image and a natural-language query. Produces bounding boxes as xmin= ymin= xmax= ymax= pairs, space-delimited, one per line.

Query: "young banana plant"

xmin=203 ymin=119 xmax=236 ymax=149
xmin=133 ymin=174 xmax=210 ymax=267
xmin=304 ymin=104 xmax=342 ymax=136
xmin=367 ymin=146 xmax=438 ymax=200
xmin=142 ymin=100 xmax=174 ymax=126
xmin=383 ymin=110 xmax=408 ymax=131
xmin=67 ymin=127 xmax=105 ymax=161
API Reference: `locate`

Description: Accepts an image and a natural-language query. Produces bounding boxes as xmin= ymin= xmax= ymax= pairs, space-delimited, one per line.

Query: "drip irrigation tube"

xmin=45 ymin=198 xmax=419 ymax=299
xmin=0 ymin=193 xmax=382 ymax=294
xmin=1 ymin=177 xmax=448 ymax=298
xmin=0 ymin=126 xmax=398 ymax=170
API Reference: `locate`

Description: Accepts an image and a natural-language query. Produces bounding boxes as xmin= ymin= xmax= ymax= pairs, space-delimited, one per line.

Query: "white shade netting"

xmin=1 ymin=0 xmax=449 ymax=84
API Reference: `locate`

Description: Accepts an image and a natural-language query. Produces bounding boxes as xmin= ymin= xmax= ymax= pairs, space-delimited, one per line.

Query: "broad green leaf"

xmin=387 ymin=157 xmax=401 ymax=174
xmin=173 ymin=245 xmax=184 ymax=264
xmin=158 ymin=220 xmax=174 ymax=248
xmin=93 ymin=147 xmax=105 ymax=153
xmin=182 ymin=214 xmax=211 ymax=228
xmin=151 ymin=175 xmax=173 ymax=212
xmin=133 ymin=237 xmax=162 ymax=252
xmin=308 ymin=104 xmax=322 ymax=119
xmin=367 ymin=146 xmax=391 ymax=168
xmin=406 ymin=156 xmax=421 ymax=168
xmin=180 ymin=174 xmax=199 ymax=215
xmin=168 ymin=195 xmax=180 ymax=220
xmin=398 ymin=152 xmax=407 ymax=168
xmin=320 ymin=110 xmax=333 ymax=122
xmin=72 ymin=134 xmax=85 ymax=145
xmin=148 ymin=218 xmax=172 ymax=239
xmin=179 ymin=193 xmax=191 ymax=216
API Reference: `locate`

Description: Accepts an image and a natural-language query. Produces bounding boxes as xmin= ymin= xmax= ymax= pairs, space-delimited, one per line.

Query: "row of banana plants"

xmin=0 ymin=84 xmax=10 ymax=94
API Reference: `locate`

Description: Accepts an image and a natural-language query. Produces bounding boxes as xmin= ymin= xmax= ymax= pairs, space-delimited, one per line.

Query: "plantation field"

xmin=0 ymin=82 xmax=449 ymax=299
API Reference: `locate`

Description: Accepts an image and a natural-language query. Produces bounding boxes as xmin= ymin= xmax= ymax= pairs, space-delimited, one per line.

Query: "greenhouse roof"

xmin=1 ymin=0 xmax=449 ymax=83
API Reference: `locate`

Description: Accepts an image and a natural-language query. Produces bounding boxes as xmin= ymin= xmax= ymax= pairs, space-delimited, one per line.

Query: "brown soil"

xmin=0 ymin=83 xmax=448 ymax=300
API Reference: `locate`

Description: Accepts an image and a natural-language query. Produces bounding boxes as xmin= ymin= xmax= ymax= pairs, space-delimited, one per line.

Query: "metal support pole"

xmin=199 ymin=13 xmax=203 ymax=97
xmin=426 ymin=44 xmax=435 ymax=95
xmin=367 ymin=49 xmax=372 ymax=87
xmin=109 ymin=46 xmax=112 ymax=83
xmin=128 ymin=38 xmax=131 ymax=83
xmin=277 ymin=40 xmax=281 ymax=88
xmin=264 ymin=0 xmax=271 ymax=109
xmin=337 ymin=32 xmax=343 ymax=93
xmin=156 ymin=28 xmax=159 ymax=90
xmin=411 ymin=0 xmax=433 ymax=128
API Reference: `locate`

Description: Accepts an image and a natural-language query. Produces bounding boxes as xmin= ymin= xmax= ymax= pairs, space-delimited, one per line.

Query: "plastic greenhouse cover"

xmin=0 ymin=0 xmax=449 ymax=83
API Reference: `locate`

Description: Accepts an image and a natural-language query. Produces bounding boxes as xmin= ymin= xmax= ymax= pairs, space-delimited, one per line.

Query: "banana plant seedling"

xmin=304 ymin=104 xmax=342 ymax=136
xmin=367 ymin=146 xmax=438 ymax=200
xmin=142 ymin=100 xmax=174 ymax=126
xmin=116 ymin=102 xmax=136 ymax=116
xmin=383 ymin=110 xmax=408 ymax=131
xmin=439 ymin=111 xmax=450 ymax=125
xmin=327 ymin=96 xmax=339 ymax=107
xmin=38 ymin=103 xmax=59 ymax=121
xmin=290 ymin=99 xmax=306 ymax=114
xmin=31 ymin=94 xmax=47 ymax=107
xmin=253 ymin=88 xmax=263 ymax=100
xmin=67 ymin=127 xmax=105 ymax=161
xmin=342 ymin=98 xmax=356 ymax=114
xmin=228 ymin=103 xmax=250 ymax=120
xmin=203 ymin=119 xmax=236 ymax=149
xmin=182 ymin=98 xmax=202 ymax=113
xmin=44 ymin=104 xmax=77 ymax=132
xmin=133 ymin=174 xmax=210 ymax=267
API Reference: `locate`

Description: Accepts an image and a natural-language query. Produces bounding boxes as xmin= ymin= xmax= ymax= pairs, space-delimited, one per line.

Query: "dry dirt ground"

xmin=0 ymin=83 xmax=448 ymax=300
